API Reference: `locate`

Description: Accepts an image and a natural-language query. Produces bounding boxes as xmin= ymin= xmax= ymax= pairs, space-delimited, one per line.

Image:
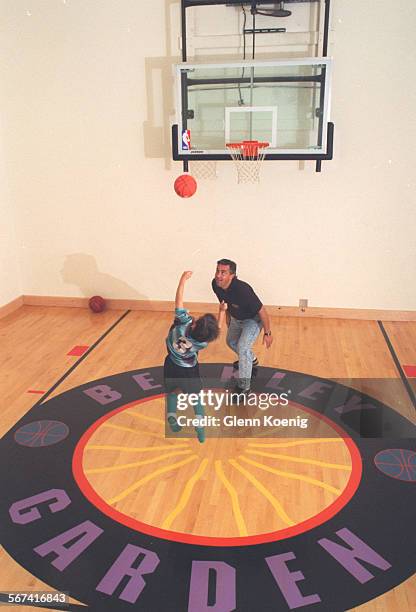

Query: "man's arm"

xmin=258 ymin=306 xmax=273 ymax=348
xmin=175 ymin=271 xmax=193 ymax=309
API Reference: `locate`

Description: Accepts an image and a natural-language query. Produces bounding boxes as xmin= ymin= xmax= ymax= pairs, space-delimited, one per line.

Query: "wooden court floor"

xmin=0 ymin=305 xmax=415 ymax=611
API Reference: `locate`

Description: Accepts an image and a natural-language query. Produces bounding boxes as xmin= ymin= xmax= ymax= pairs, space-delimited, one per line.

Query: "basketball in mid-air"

xmin=174 ymin=174 xmax=197 ymax=198
xmin=88 ymin=295 xmax=106 ymax=313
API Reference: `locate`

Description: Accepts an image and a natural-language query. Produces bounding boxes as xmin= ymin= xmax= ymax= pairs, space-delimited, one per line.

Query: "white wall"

xmin=0 ymin=112 xmax=21 ymax=306
xmin=1 ymin=0 xmax=415 ymax=309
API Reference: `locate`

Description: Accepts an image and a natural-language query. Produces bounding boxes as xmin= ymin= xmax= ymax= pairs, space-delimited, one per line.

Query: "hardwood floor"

xmin=0 ymin=305 xmax=415 ymax=611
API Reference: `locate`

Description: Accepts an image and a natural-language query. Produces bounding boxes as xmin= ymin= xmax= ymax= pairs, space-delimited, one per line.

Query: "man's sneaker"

xmin=232 ymin=358 xmax=259 ymax=370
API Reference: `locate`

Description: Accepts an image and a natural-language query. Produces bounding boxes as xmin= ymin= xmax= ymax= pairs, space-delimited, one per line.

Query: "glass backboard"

xmin=172 ymin=58 xmax=332 ymax=160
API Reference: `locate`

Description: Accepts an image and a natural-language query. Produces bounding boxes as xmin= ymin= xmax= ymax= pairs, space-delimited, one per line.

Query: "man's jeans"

xmin=226 ymin=315 xmax=262 ymax=390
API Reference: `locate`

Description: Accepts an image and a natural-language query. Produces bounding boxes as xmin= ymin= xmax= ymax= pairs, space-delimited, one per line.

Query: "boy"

xmin=164 ymin=271 xmax=227 ymax=442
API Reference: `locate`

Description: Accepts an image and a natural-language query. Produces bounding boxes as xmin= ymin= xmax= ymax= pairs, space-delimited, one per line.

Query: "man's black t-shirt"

xmin=212 ymin=277 xmax=263 ymax=320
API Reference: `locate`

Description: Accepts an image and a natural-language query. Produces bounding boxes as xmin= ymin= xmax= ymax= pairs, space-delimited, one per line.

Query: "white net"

xmin=226 ymin=141 xmax=268 ymax=183
xmin=189 ymin=160 xmax=218 ymax=180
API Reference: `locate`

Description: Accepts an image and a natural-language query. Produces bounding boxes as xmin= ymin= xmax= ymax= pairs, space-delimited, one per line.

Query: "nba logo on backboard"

xmin=182 ymin=129 xmax=191 ymax=150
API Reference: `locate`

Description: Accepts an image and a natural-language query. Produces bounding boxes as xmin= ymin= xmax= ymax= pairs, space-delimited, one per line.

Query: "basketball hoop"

xmin=226 ymin=140 xmax=269 ymax=183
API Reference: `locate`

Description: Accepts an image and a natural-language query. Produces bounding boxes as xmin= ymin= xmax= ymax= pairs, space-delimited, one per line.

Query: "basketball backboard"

xmin=172 ymin=57 xmax=333 ymax=161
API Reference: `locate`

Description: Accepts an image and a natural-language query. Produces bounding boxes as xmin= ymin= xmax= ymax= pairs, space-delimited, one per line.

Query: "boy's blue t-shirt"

xmin=166 ymin=308 xmax=207 ymax=367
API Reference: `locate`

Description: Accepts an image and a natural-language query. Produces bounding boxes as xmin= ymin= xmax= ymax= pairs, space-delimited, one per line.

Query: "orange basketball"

xmin=174 ymin=174 xmax=197 ymax=198
xmin=89 ymin=295 xmax=106 ymax=313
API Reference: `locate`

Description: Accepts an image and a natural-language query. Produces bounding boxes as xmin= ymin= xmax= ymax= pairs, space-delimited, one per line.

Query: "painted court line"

xmin=67 ymin=345 xmax=90 ymax=356
xmin=403 ymin=365 xmax=416 ymax=378
xmin=378 ymin=321 xmax=416 ymax=410
xmin=32 ymin=310 xmax=131 ymax=408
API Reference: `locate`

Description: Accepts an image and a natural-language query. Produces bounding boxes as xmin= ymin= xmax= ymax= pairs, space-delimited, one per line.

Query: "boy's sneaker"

xmin=167 ymin=414 xmax=181 ymax=433
xmin=233 ymin=358 xmax=259 ymax=370
xmin=195 ymin=427 xmax=205 ymax=443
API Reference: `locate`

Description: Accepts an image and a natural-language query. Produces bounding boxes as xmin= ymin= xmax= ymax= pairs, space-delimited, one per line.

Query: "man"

xmin=212 ymin=258 xmax=273 ymax=394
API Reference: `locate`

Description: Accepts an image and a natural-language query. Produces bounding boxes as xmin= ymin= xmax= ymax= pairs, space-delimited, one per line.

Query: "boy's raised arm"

xmin=175 ymin=271 xmax=193 ymax=309
xmin=217 ymin=300 xmax=228 ymax=329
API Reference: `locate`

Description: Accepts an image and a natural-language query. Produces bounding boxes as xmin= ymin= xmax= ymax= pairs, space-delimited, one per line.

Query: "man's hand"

xmin=258 ymin=307 xmax=273 ymax=348
xmin=219 ymin=300 xmax=228 ymax=312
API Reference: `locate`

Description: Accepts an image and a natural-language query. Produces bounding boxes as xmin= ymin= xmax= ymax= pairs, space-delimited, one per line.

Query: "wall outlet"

xmin=299 ymin=299 xmax=308 ymax=309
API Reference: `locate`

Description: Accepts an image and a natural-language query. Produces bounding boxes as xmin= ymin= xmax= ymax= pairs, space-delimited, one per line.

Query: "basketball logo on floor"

xmin=14 ymin=420 xmax=69 ymax=447
xmin=374 ymin=448 xmax=416 ymax=482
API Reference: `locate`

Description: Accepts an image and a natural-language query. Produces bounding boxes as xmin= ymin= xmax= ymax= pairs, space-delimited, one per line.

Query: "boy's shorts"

xmin=163 ymin=355 xmax=203 ymax=395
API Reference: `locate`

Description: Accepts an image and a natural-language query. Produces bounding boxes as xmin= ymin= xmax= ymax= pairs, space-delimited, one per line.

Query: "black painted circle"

xmin=0 ymin=365 xmax=415 ymax=612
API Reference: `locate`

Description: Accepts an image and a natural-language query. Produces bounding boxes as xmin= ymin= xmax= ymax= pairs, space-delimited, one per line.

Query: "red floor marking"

xmin=67 ymin=345 xmax=90 ymax=357
xmin=27 ymin=390 xmax=45 ymax=394
xmin=403 ymin=365 xmax=416 ymax=377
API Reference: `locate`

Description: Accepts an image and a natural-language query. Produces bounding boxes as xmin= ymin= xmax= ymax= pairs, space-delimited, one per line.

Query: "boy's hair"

xmin=217 ymin=258 xmax=237 ymax=274
xmin=191 ymin=314 xmax=220 ymax=343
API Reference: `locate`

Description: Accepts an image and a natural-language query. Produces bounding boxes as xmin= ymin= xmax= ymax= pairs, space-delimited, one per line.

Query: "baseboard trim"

xmin=23 ymin=295 xmax=91 ymax=308
xmin=265 ymin=305 xmax=416 ymax=321
xmin=0 ymin=296 xmax=24 ymax=319
xmin=20 ymin=295 xmax=416 ymax=321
